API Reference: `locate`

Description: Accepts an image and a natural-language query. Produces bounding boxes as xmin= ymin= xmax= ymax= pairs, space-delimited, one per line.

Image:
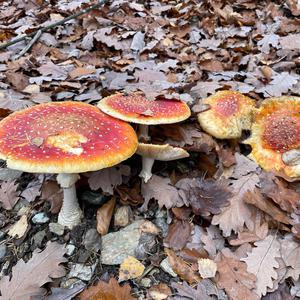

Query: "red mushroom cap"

xmin=244 ymin=96 xmax=300 ymax=178
xmin=97 ymin=93 xmax=191 ymax=125
xmin=197 ymin=90 xmax=255 ymax=139
xmin=0 ymin=102 xmax=138 ymax=173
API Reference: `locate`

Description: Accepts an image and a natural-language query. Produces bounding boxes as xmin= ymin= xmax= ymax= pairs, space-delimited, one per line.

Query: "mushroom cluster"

xmin=0 ymin=101 xmax=138 ymax=229
xmin=197 ymin=90 xmax=255 ymax=139
xmin=244 ymin=96 xmax=300 ymax=178
xmin=98 ymin=93 xmax=191 ymax=182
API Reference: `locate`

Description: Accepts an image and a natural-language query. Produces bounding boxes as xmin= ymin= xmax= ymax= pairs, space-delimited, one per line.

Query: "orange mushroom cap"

xmin=97 ymin=93 xmax=191 ymax=125
xmin=197 ymin=90 xmax=255 ymax=139
xmin=0 ymin=101 xmax=138 ymax=173
xmin=244 ymin=96 xmax=300 ymax=178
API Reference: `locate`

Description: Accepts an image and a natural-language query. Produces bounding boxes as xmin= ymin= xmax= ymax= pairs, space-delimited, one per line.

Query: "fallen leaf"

xmin=87 ymin=165 xmax=130 ymax=195
xmin=0 ymin=180 xmax=20 ymax=210
xmin=147 ymin=283 xmax=172 ymax=300
xmin=165 ymin=248 xmax=201 ymax=284
xmin=69 ymin=67 xmax=96 ymax=79
xmin=141 ymin=175 xmax=184 ymax=210
xmin=216 ymin=248 xmax=259 ymax=300
xmin=41 ymin=181 xmax=63 ymax=214
xmin=171 ymin=281 xmax=213 ymax=300
xmin=7 ymin=214 xmax=29 ymax=238
xmin=79 ymin=277 xmax=135 ymax=300
xmin=119 ymin=256 xmax=145 ymax=282
xmin=257 ymin=34 xmax=280 ymax=54
xmin=241 ymin=235 xmax=281 ymax=296
xmin=96 ymin=197 xmax=116 ymax=235
xmin=164 ymin=220 xmax=191 ymax=250
xmin=200 ymin=225 xmax=225 ymax=258
xmin=0 ymin=242 xmax=67 ymax=300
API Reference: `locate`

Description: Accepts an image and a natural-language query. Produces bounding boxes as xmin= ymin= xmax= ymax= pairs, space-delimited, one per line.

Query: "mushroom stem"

xmin=57 ymin=173 xmax=82 ymax=229
xmin=139 ymin=156 xmax=155 ymax=183
xmin=138 ymin=125 xmax=150 ymax=142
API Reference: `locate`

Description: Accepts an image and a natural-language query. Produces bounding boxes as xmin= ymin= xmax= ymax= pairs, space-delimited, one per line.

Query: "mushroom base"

xmin=139 ymin=156 xmax=155 ymax=183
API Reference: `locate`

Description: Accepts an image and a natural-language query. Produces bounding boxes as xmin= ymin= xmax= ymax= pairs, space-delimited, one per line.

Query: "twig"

xmin=14 ymin=29 xmax=42 ymax=60
xmin=0 ymin=0 xmax=108 ymax=50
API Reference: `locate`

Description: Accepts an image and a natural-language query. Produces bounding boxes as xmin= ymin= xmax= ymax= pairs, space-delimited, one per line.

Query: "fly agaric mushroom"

xmin=97 ymin=93 xmax=191 ymax=141
xmin=0 ymin=102 xmax=137 ymax=228
xmin=244 ymin=96 xmax=300 ymax=178
xmin=136 ymin=143 xmax=189 ymax=182
xmin=197 ymin=90 xmax=255 ymax=139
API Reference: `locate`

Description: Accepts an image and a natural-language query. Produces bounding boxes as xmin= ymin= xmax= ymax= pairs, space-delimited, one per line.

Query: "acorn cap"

xmin=136 ymin=143 xmax=189 ymax=161
xmin=244 ymin=96 xmax=300 ymax=178
xmin=197 ymin=90 xmax=255 ymax=139
xmin=97 ymin=93 xmax=191 ymax=125
xmin=0 ymin=101 xmax=138 ymax=173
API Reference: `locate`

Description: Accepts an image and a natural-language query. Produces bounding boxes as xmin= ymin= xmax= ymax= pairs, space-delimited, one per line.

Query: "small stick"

xmin=14 ymin=29 xmax=42 ymax=60
xmin=0 ymin=0 xmax=108 ymax=50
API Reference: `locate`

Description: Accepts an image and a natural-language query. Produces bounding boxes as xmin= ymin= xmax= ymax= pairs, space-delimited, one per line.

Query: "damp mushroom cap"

xmin=197 ymin=90 xmax=256 ymax=139
xmin=244 ymin=96 xmax=300 ymax=178
xmin=97 ymin=93 xmax=191 ymax=125
xmin=0 ymin=101 xmax=138 ymax=173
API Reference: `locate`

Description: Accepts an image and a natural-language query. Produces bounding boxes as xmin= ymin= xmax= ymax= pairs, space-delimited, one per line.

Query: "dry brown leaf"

xmin=141 ymin=175 xmax=184 ymax=210
xmin=79 ymin=277 xmax=135 ymax=300
xmin=7 ymin=214 xmax=29 ymax=238
xmin=212 ymin=172 xmax=259 ymax=236
xmin=147 ymin=283 xmax=172 ymax=300
xmin=69 ymin=67 xmax=96 ymax=79
xmin=216 ymin=248 xmax=259 ymax=300
xmin=171 ymin=281 xmax=214 ymax=300
xmin=87 ymin=165 xmax=130 ymax=195
xmin=119 ymin=256 xmax=145 ymax=282
xmin=41 ymin=180 xmax=63 ymax=214
xmin=0 ymin=180 xmax=20 ymax=210
xmin=165 ymin=248 xmax=201 ymax=284
xmin=0 ymin=242 xmax=67 ymax=300
xmin=241 ymin=235 xmax=281 ymax=296
xmin=97 ymin=197 xmax=116 ymax=235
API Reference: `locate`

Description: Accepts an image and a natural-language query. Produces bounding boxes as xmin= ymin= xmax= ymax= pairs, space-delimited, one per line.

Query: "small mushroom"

xmin=136 ymin=143 xmax=189 ymax=183
xmin=0 ymin=102 xmax=138 ymax=229
xmin=197 ymin=90 xmax=255 ymax=139
xmin=97 ymin=93 xmax=191 ymax=142
xmin=244 ymin=96 xmax=300 ymax=178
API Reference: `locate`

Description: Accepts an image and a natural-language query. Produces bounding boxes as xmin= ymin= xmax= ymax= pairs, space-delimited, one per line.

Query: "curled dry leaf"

xmin=164 ymin=220 xmax=191 ymax=250
xmin=0 ymin=180 xmax=20 ymax=210
xmin=79 ymin=277 xmax=135 ymax=300
xmin=119 ymin=256 xmax=145 ymax=282
xmin=96 ymin=197 xmax=116 ymax=235
xmin=7 ymin=214 xmax=29 ymax=238
xmin=147 ymin=283 xmax=172 ymax=300
xmin=165 ymin=248 xmax=201 ymax=284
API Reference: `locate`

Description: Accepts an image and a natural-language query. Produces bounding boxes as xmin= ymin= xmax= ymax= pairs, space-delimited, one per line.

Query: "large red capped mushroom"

xmin=0 ymin=101 xmax=138 ymax=228
xmin=244 ymin=96 xmax=300 ymax=178
xmin=197 ymin=90 xmax=256 ymax=139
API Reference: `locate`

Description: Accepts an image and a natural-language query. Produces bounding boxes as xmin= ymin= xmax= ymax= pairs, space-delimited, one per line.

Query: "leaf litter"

xmin=0 ymin=0 xmax=299 ymax=299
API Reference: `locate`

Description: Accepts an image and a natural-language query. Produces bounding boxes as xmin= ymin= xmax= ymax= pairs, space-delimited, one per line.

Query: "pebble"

xmin=32 ymin=212 xmax=49 ymax=224
xmin=66 ymin=244 xmax=76 ymax=256
xmin=49 ymin=222 xmax=65 ymax=236
xmin=68 ymin=261 xmax=98 ymax=281
xmin=32 ymin=230 xmax=46 ymax=248
xmin=0 ymin=230 xmax=6 ymax=240
xmin=60 ymin=278 xmax=84 ymax=289
xmin=140 ymin=278 xmax=152 ymax=288
xmin=0 ymin=245 xmax=6 ymax=260
xmin=160 ymin=258 xmax=177 ymax=277
xmin=80 ymin=191 xmax=108 ymax=206
xmin=101 ymin=220 xmax=144 ymax=265
xmin=114 ymin=206 xmax=132 ymax=227
xmin=83 ymin=229 xmax=101 ymax=252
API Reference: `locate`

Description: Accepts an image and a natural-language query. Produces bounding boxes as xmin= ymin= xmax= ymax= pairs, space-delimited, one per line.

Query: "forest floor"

xmin=0 ymin=0 xmax=300 ymax=299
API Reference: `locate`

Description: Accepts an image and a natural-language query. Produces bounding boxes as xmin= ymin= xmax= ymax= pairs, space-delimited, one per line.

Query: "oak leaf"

xmin=0 ymin=180 xmax=20 ymax=210
xmin=241 ymin=235 xmax=281 ymax=296
xmin=172 ymin=281 xmax=213 ymax=300
xmin=0 ymin=242 xmax=67 ymax=300
xmin=216 ymin=248 xmax=259 ymax=300
xmin=79 ymin=277 xmax=135 ymax=300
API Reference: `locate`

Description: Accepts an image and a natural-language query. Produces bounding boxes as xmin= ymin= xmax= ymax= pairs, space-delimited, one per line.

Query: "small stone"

xmin=32 ymin=230 xmax=46 ymax=248
xmin=160 ymin=258 xmax=177 ymax=277
xmin=140 ymin=278 xmax=152 ymax=288
xmin=83 ymin=229 xmax=101 ymax=252
xmin=49 ymin=222 xmax=65 ymax=236
xmin=114 ymin=206 xmax=132 ymax=227
xmin=80 ymin=191 xmax=108 ymax=206
xmin=68 ymin=261 xmax=98 ymax=281
xmin=0 ymin=231 xmax=5 ymax=240
xmin=60 ymin=278 xmax=84 ymax=289
xmin=66 ymin=244 xmax=76 ymax=256
xmin=101 ymin=220 xmax=144 ymax=265
xmin=32 ymin=212 xmax=49 ymax=224
xmin=0 ymin=245 xmax=6 ymax=259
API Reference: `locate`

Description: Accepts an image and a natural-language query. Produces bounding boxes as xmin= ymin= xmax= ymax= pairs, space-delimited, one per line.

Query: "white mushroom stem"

xmin=139 ymin=156 xmax=155 ymax=183
xmin=57 ymin=173 xmax=82 ymax=229
xmin=138 ymin=125 xmax=150 ymax=142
